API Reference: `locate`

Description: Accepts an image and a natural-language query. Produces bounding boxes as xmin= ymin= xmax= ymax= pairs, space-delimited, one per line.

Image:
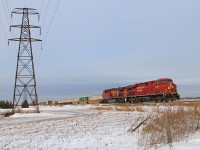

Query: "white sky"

xmin=0 ymin=0 xmax=200 ymax=100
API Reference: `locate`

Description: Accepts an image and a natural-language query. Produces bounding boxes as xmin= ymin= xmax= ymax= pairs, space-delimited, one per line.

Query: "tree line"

xmin=0 ymin=100 xmax=29 ymax=109
xmin=0 ymin=100 xmax=13 ymax=109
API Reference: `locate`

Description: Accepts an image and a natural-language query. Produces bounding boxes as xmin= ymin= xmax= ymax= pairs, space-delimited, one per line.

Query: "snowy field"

xmin=0 ymin=104 xmax=200 ymax=150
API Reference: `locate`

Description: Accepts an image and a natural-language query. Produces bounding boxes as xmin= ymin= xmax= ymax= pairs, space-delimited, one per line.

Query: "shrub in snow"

xmin=21 ymin=100 xmax=29 ymax=108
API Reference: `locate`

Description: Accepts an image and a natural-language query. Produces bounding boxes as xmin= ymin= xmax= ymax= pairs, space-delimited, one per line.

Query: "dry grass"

xmin=135 ymin=106 xmax=145 ymax=112
xmin=89 ymin=103 xmax=100 ymax=106
xmin=138 ymin=104 xmax=200 ymax=149
xmin=115 ymin=106 xmax=134 ymax=111
xmin=92 ymin=104 xmax=147 ymax=112
xmin=92 ymin=106 xmax=113 ymax=111
xmin=168 ymin=101 xmax=200 ymax=107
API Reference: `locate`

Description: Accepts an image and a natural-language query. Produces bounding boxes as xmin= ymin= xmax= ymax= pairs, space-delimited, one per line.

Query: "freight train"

xmin=102 ymin=78 xmax=180 ymax=103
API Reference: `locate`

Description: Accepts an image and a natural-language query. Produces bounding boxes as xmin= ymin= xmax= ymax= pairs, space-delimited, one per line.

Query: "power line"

xmin=8 ymin=0 xmax=12 ymax=11
xmin=0 ymin=17 xmax=15 ymax=67
xmin=40 ymin=0 xmax=44 ymax=16
xmin=4 ymin=0 xmax=18 ymax=56
xmin=37 ymin=0 xmax=61 ymax=66
xmin=2 ymin=0 xmax=10 ymax=26
xmin=44 ymin=0 xmax=61 ymax=43
xmin=5 ymin=0 xmax=11 ymax=19
xmin=33 ymin=0 xmax=44 ymax=66
xmin=42 ymin=0 xmax=51 ymax=27
xmin=36 ymin=45 xmax=43 ymax=67
xmin=0 ymin=18 xmax=8 ymax=41
xmin=2 ymin=0 xmax=14 ymax=45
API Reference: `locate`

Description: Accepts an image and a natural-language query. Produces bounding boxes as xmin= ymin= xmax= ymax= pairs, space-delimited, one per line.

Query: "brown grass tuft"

xmin=138 ymin=104 xmax=200 ymax=149
xmin=135 ymin=106 xmax=145 ymax=112
xmin=115 ymin=106 xmax=134 ymax=111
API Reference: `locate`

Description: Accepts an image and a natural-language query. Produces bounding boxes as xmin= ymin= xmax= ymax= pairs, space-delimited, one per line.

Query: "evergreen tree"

xmin=0 ymin=100 xmax=4 ymax=109
xmin=0 ymin=100 xmax=13 ymax=109
xmin=9 ymin=101 xmax=13 ymax=108
xmin=21 ymin=100 xmax=29 ymax=108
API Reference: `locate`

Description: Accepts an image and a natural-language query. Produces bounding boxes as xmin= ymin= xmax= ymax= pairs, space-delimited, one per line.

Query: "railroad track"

xmin=102 ymin=100 xmax=200 ymax=106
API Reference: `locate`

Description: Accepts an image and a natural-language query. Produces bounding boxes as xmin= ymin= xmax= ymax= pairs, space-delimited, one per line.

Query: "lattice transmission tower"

xmin=8 ymin=8 xmax=42 ymax=113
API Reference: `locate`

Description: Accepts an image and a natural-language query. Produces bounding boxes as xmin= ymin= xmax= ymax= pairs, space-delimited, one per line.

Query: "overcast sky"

xmin=0 ymin=0 xmax=200 ymax=100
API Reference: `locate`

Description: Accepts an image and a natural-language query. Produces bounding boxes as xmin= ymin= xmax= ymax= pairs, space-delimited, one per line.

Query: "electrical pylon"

xmin=8 ymin=8 xmax=42 ymax=113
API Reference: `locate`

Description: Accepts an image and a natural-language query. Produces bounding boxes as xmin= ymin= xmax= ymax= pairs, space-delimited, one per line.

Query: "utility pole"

xmin=8 ymin=8 xmax=42 ymax=113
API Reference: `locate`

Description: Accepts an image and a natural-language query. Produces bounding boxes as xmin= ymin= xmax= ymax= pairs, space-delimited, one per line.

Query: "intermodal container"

xmin=89 ymin=95 xmax=103 ymax=101
xmin=79 ymin=97 xmax=89 ymax=101
xmin=59 ymin=98 xmax=79 ymax=104
xmin=48 ymin=100 xmax=53 ymax=105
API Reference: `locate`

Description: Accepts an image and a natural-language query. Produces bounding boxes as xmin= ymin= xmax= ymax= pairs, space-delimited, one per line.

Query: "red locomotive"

xmin=102 ymin=78 xmax=180 ymax=103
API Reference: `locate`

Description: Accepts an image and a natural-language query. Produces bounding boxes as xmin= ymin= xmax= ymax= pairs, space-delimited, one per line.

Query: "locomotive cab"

xmin=159 ymin=78 xmax=180 ymax=100
xmin=160 ymin=79 xmax=175 ymax=93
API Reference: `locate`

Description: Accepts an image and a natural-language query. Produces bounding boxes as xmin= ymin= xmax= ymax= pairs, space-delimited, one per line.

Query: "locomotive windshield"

xmin=161 ymin=80 xmax=173 ymax=84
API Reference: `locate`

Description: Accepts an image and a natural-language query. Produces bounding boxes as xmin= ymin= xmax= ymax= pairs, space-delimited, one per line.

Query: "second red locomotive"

xmin=102 ymin=78 xmax=180 ymax=103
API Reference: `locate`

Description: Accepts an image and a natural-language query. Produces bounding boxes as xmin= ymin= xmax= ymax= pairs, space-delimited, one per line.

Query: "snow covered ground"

xmin=0 ymin=105 xmax=200 ymax=150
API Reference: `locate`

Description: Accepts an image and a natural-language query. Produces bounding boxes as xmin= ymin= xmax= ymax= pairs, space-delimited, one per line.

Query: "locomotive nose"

xmin=169 ymin=83 xmax=177 ymax=92
xmin=173 ymin=83 xmax=177 ymax=88
xmin=167 ymin=83 xmax=176 ymax=92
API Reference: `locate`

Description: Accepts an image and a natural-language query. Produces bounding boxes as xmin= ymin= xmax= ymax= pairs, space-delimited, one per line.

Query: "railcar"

xmin=102 ymin=88 xmax=123 ymax=103
xmin=102 ymin=78 xmax=180 ymax=103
